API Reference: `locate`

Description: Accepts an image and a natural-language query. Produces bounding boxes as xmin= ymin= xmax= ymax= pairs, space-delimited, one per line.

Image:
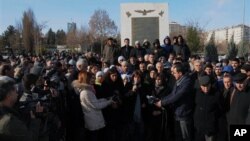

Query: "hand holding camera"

xmin=155 ymin=100 xmax=162 ymax=108
xmin=146 ymin=95 xmax=160 ymax=105
xmin=50 ymin=88 xmax=59 ymax=97
xmin=111 ymin=96 xmax=119 ymax=109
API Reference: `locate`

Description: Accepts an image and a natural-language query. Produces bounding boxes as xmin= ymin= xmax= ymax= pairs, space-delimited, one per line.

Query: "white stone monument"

xmin=121 ymin=3 xmax=169 ymax=46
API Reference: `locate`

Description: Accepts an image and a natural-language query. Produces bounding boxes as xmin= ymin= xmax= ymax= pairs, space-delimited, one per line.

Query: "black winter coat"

xmin=228 ymin=87 xmax=250 ymax=125
xmin=120 ymin=45 xmax=133 ymax=60
xmin=130 ymin=47 xmax=147 ymax=58
xmin=123 ymin=82 xmax=150 ymax=123
xmin=101 ymin=80 xmax=125 ymax=127
xmin=194 ymin=89 xmax=222 ymax=135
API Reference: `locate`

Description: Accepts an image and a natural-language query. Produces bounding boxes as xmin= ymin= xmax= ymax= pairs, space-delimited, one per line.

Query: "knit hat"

xmin=135 ymin=40 xmax=140 ymax=45
xmin=96 ymin=71 xmax=104 ymax=78
xmin=103 ymin=68 xmax=109 ymax=74
xmin=143 ymin=39 xmax=148 ymax=44
xmin=118 ymin=56 xmax=125 ymax=62
xmin=199 ymin=75 xmax=211 ymax=86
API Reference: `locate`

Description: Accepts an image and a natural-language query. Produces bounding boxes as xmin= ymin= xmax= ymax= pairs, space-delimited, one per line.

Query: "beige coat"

xmin=72 ymin=80 xmax=112 ymax=131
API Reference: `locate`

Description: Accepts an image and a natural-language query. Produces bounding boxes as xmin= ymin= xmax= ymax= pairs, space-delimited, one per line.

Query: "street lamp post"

xmin=19 ymin=34 xmax=22 ymax=51
xmin=242 ymin=0 xmax=245 ymax=42
xmin=240 ymin=0 xmax=246 ymax=58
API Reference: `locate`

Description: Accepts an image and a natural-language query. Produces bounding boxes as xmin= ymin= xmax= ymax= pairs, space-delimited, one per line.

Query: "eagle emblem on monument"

xmin=134 ymin=9 xmax=155 ymax=15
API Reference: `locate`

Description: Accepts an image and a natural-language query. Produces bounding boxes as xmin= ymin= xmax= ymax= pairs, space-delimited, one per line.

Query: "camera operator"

xmin=42 ymin=79 xmax=61 ymax=115
xmin=43 ymin=60 xmax=66 ymax=111
xmin=0 ymin=76 xmax=43 ymax=141
xmin=19 ymin=73 xmax=40 ymax=104
xmin=19 ymin=73 xmax=62 ymax=141
xmin=43 ymin=60 xmax=66 ymax=115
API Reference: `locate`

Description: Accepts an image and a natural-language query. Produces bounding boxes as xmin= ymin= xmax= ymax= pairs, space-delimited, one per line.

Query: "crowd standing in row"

xmin=0 ymin=35 xmax=250 ymax=141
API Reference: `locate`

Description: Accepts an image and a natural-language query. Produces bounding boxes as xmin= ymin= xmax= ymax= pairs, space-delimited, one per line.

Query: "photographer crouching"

xmin=0 ymin=76 xmax=43 ymax=141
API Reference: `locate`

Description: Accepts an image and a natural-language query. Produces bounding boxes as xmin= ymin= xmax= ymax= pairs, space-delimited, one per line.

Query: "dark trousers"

xmin=174 ymin=119 xmax=194 ymax=141
xmin=86 ymin=128 xmax=106 ymax=141
xmin=104 ymin=125 xmax=124 ymax=141
xmin=195 ymin=130 xmax=216 ymax=141
xmin=122 ymin=121 xmax=144 ymax=141
xmin=145 ymin=116 xmax=162 ymax=141
xmin=217 ymin=116 xmax=228 ymax=141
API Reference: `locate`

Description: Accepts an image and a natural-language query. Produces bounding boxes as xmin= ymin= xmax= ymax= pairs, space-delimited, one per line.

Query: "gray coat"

xmin=102 ymin=45 xmax=120 ymax=65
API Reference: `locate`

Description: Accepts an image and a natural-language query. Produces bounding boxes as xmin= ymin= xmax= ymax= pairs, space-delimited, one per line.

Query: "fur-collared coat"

xmin=72 ymin=80 xmax=112 ymax=131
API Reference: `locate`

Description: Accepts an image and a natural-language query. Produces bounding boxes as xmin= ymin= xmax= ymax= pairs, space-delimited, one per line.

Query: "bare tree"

xmin=22 ymin=8 xmax=46 ymax=55
xmin=66 ymin=27 xmax=79 ymax=51
xmin=34 ymin=22 xmax=47 ymax=55
xmin=15 ymin=21 xmax=23 ymax=53
xmin=89 ymin=9 xmax=118 ymax=54
xmin=22 ymin=8 xmax=36 ymax=55
xmin=78 ymin=26 xmax=90 ymax=52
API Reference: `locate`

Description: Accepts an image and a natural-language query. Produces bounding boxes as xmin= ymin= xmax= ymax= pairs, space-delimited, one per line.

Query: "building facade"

xmin=207 ymin=24 xmax=250 ymax=44
xmin=67 ymin=22 xmax=76 ymax=33
xmin=169 ymin=21 xmax=187 ymax=37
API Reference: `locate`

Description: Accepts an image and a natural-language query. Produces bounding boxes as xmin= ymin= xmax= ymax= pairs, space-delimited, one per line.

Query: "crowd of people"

xmin=0 ymin=35 xmax=250 ymax=141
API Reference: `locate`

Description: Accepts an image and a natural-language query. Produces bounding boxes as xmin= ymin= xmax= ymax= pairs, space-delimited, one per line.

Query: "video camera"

xmin=146 ymin=95 xmax=160 ymax=105
xmin=44 ymin=79 xmax=58 ymax=89
xmin=112 ymin=90 xmax=122 ymax=103
xmin=18 ymin=95 xmax=51 ymax=115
